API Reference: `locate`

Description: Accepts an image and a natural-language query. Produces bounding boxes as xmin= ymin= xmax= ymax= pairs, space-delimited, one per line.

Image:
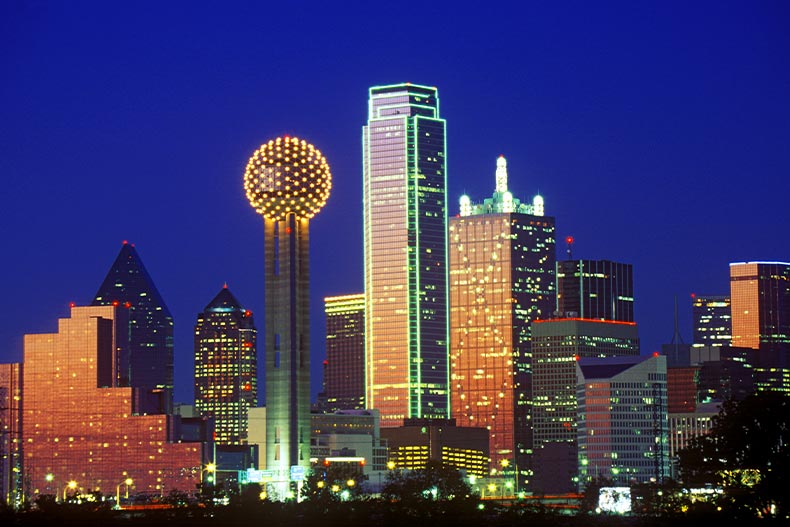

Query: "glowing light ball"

xmin=243 ymin=136 xmax=332 ymax=220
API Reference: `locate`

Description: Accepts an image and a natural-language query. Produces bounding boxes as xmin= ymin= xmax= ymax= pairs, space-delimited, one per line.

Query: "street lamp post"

xmin=202 ymin=463 xmax=216 ymax=485
xmin=116 ymin=478 xmax=133 ymax=509
xmin=63 ymin=480 xmax=77 ymax=502
xmin=44 ymin=473 xmax=55 ymax=501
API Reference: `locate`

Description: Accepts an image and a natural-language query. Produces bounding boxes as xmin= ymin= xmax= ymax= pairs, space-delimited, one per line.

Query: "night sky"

xmin=2 ymin=1 xmax=788 ymax=405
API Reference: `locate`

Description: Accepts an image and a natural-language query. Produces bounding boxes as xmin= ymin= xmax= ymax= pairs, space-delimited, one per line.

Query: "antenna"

xmin=565 ymin=236 xmax=574 ymax=259
xmin=670 ymin=295 xmax=685 ymax=345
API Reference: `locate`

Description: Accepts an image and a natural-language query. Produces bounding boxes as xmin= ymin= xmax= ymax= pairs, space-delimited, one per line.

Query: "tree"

xmin=378 ymin=460 xmax=479 ymax=524
xmin=677 ymin=390 xmax=790 ymax=518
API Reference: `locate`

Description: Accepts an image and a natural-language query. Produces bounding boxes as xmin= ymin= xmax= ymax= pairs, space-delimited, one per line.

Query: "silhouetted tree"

xmin=677 ymin=390 xmax=790 ymax=518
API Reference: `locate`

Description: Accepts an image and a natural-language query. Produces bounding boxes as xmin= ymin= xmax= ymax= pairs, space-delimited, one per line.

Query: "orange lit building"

xmin=22 ymin=305 xmax=205 ymax=500
xmin=730 ymin=261 xmax=790 ymax=352
xmin=449 ymin=155 xmax=554 ymax=486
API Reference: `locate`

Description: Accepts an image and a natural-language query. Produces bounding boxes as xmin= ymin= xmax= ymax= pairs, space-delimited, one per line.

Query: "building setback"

xmin=21 ymin=305 xmax=204 ymax=499
xmin=363 ymin=83 xmax=449 ymax=427
xmin=449 ymin=155 xmax=554 ymax=487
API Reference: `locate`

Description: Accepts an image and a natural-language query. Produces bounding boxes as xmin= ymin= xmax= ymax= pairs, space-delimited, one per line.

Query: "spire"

xmin=495 ymin=155 xmax=508 ymax=193
xmin=670 ymin=295 xmax=685 ymax=345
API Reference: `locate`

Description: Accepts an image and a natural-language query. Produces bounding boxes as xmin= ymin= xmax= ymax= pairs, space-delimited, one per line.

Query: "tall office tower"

xmin=556 ymin=259 xmax=634 ymax=322
xmin=0 ymin=363 xmax=22 ymax=507
xmin=323 ymin=294 xmax=365 ymax=411
xmin=730 ymin=262 xmax=790 ymax=352
xmin=576 ymin=354 xmax=670 ymax=487
xmin=21 ymin=305 xmax=203 ymax=499
xmin=692 ymin=294 xmax=732 ymax=347
xmin=530 ymin=319 xmax=639 ymax=493
xmin=363 ymin=83 xmax=449 ymax=427
xmin=243 ymin=135 xmax=331 ymax=496
xmin=92 ymin=241 xmax=174 ymax=414
xmin=449 ymin=155 xmax=555 ymax=486
xmin=194 ymin=285 xmax=257 ymax=445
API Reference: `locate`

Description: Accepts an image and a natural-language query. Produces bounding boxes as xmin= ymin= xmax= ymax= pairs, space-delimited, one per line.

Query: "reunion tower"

xmin=243 ymin=136 xmax=331 ymax=497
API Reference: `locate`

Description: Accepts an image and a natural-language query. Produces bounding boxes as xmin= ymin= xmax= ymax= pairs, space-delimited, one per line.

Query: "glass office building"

xmin=323 ymin=294 xmax=366 ymax=411
xmin=21 ymin=305 xmax=203 ymax=499
xmin=691 ymin=295 xmax=732 ymax=347
xmin=194 ymin=285 xmax=257 ymax=445
xmin=730 ymin=262 xmax=790 ymax=352
xmin=449 ymin=155 xmax=555 ymax=486
xmin=556 ymin=259 xmax=634 ymax=322
xmin=363 ymin=83 xmax=449 ymax=427
xmin=92 ymin=241 xmax=174 ymax=414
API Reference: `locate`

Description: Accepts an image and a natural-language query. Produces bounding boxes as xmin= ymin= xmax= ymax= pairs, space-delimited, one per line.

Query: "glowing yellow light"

xmin=244 ymin=136 xmax=331 ymax=220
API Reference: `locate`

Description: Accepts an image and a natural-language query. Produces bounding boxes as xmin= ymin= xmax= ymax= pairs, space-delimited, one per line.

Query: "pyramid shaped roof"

xmin=91 ymin=241 xmax=172 ymax=318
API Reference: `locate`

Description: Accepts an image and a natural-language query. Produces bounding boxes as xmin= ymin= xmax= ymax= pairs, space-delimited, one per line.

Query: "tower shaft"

xmin=264 ymin=214 xmax=311 ymax=479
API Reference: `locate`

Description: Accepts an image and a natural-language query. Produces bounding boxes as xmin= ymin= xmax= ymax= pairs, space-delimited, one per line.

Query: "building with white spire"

xmin=449 ymin=155 xmax=555 ymax=491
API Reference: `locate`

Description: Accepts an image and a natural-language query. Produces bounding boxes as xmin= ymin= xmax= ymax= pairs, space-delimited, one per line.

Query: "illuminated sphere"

xmin=243 ymin=135 xmax=332 ymax=220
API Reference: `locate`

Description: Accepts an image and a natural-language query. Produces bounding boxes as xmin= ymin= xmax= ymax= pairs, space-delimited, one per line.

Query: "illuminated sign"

xmin=290 ymin=465 xmax=305 ymax=482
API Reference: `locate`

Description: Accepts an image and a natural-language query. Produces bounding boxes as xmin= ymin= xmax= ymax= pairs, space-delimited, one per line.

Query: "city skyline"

xmin=2 ymin=2 xmax=789 ymax=405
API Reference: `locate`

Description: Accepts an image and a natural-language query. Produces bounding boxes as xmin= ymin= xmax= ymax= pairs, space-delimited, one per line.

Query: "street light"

xmin=63 ymin=480 xmax=77 ymax=501
xmin=203 ymin=463 xmax=216 ymax=484
xmin=116 ymin=478 xmax=133 ymax=509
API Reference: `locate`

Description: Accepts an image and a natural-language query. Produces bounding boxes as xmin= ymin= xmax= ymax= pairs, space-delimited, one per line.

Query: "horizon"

xmin=1 ymin=2 xmax=788 ymax=405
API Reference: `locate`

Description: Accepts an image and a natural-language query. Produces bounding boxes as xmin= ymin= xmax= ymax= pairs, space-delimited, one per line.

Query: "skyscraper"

xmin=730 ymin=261 xmax=790 ymax=352
xmin=363 ymin=83 xmax=449 ymax=427
xmin=556 ymin=259 xmax=634 ymax=322
xmin=449 ymin=155 xmax=555 ymax=486
xmin=530 ymin=318 xmax=639 ymax=492
xmin=243 ymin=135 xmax=331 ymax=497
xmin=691 ymin=294 xmax=732 ymax=347
xmin=92 ymin=241 xmax=174 ymax=414
xmin=194 ymin=285 xmax=257 ymax=445
xmin=21 ymin=305 xmax=203 ymax=499
xmin=576 ymin=354 xmax=670 ymax=487
xmin=322 ymin=294 xmax=365 ymax=411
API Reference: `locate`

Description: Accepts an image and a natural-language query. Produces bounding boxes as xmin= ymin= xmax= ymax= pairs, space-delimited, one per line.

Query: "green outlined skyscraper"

xmin=363 ymin=83 xmax=449 ymax=428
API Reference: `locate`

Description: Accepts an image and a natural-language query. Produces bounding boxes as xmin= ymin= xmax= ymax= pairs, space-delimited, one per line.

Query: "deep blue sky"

xmin=1 ymin=1 xmax=788 ymax=405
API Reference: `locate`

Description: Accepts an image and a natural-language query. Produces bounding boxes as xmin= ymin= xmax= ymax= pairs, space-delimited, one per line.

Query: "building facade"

xmin=194 ymin=285 xmax=257 ymax=445
xmin=380 ymin=419 xmax=489 ymax=479
xmin=449 ymin=155 xmax=554 ymax=485
xmin=730 ymin=261 xmax=790 ymax=352
xmin=531 ymin=318 xmax=639 ymax=493
xmin=322 ymin=294 xmax=365 ymax=411
xmin=92 ymin=241 xmax=174 ymax=414
xmin=21 ymin=305 xmax=204 ymax=500
xmin=556 ymin=259 xmax=634 ymax=322
xmin=691 ymin=294 xmax=732 ymax=347
xmin=0 ymin=363 xmax=22 ymax=507
xmin=576 ymin=355 xmax=670 ymax=487
xmin=363 ymin=83 xmax=449 ymax=427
